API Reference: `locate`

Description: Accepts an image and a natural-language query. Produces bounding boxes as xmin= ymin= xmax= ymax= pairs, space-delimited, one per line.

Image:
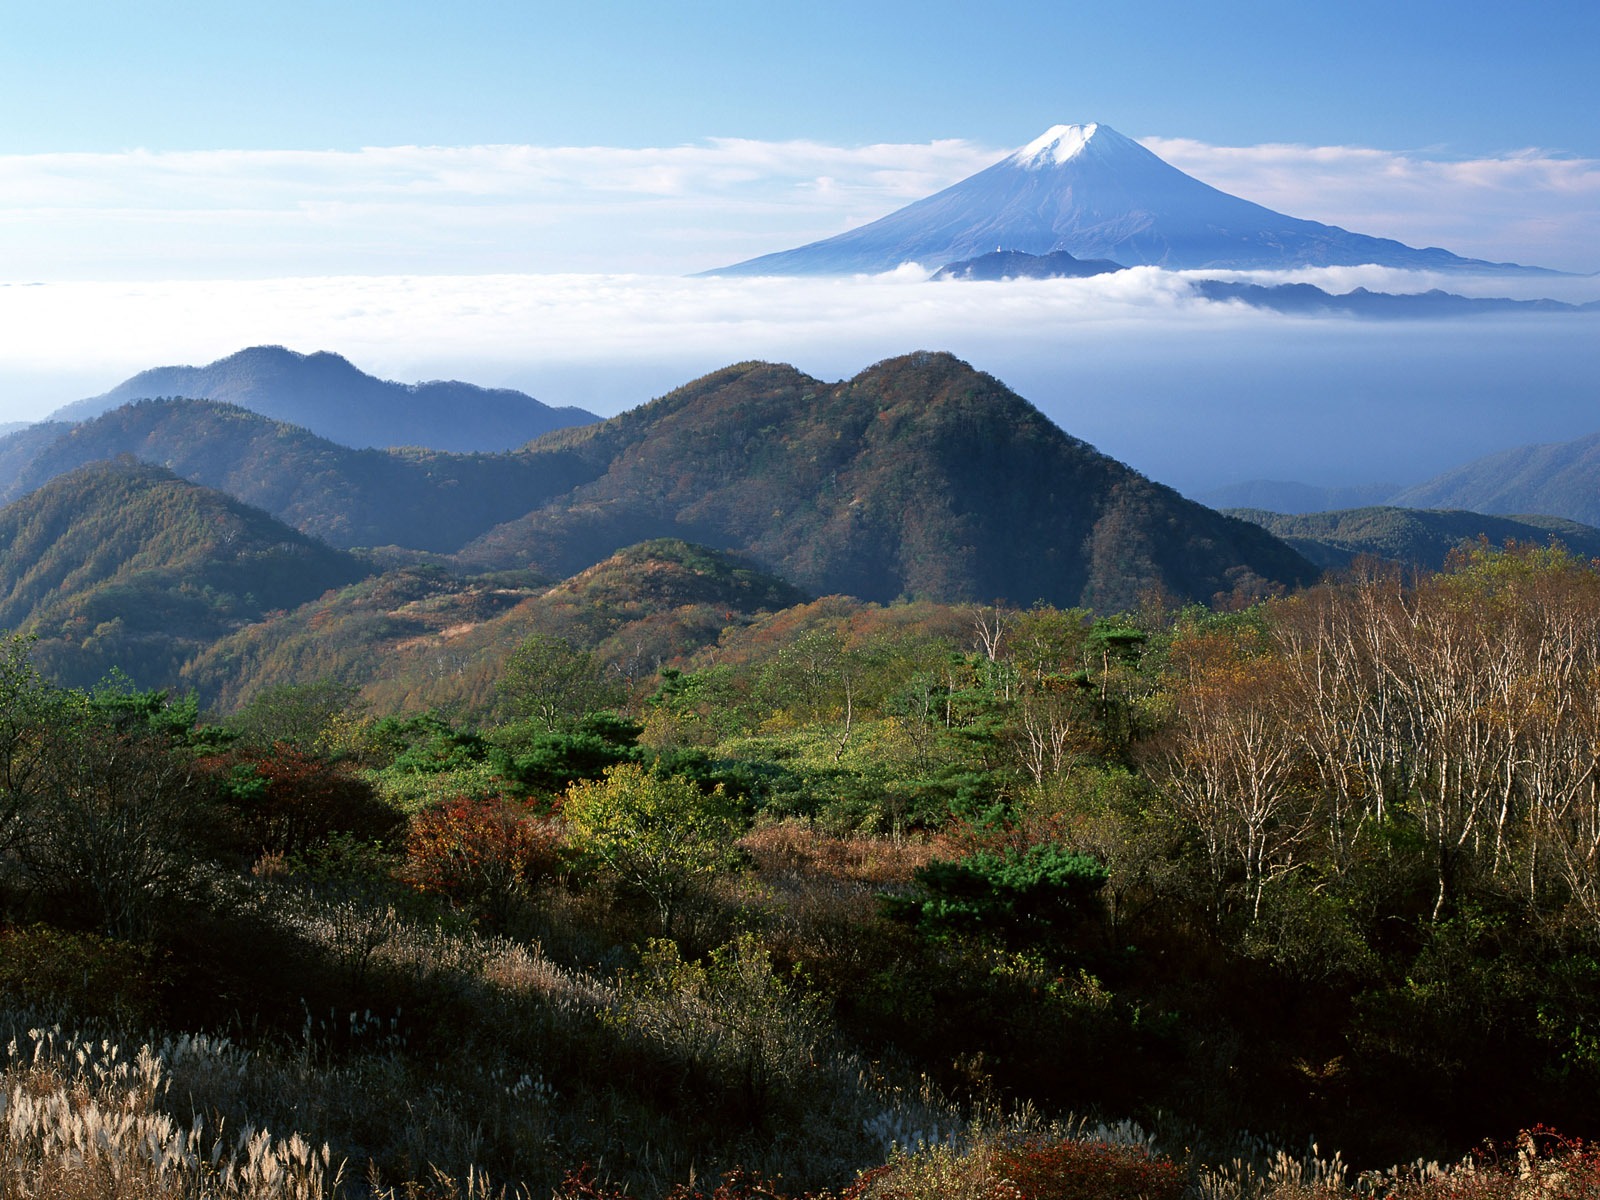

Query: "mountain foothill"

xmin=0 ymin=348 xmax=1329 ymax=704
xmin=0 ymin=458 xmax=367 ymax=689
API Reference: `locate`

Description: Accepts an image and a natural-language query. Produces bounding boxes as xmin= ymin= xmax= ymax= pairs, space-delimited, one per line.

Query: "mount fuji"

xmin=708 ymin=123 xmax=1553 ymax=277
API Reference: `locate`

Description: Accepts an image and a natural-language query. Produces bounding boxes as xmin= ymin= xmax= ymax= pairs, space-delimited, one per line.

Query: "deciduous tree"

xmin=563 ymin=763 xmax=741 ymax=933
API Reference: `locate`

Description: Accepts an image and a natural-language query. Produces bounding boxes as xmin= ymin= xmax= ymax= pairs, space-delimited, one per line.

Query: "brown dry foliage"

xmin=740 ymin=820 xmax=944 ymax=887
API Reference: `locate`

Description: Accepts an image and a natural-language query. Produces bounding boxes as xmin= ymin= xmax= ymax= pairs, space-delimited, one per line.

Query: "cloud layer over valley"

xmin=4 ymin=268 xmax=1596 ymax=499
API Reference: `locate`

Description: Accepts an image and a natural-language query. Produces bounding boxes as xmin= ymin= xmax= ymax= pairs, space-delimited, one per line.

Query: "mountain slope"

xmin=52 ymin=345 xmax=598 ymax=452
xmin=1198 ymin=480 xmax=1401 ymax=514
xmin=0 ymin=422 xmax=72 ymax=491
xmin=0 ymin=459 xmax=369 ymax=688
xmin=0 ymin=398 xmax=597 ymax=552
xmin=932 ymin=248 xmax=1125 ymax=280
xmin=1192 ymin=280 xmax=1594 ymax=316
xmin=457 ymin=352 xmax=1317 ymax=610
xmin=1389 ymin=433 xmax=1600 ymax=526
xmin=184 ymin=539 xmax=807 ymax=715
xmin=1226 ymin=506 xmax=1600 ymax=572
xmin=709 ymin=123 xmax=1549 ymax=276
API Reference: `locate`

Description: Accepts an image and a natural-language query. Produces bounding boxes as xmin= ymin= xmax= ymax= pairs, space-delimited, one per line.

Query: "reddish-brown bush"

xmin=205 ymin=742 xmax=400 ymax=856
xmin=405 ymin=796 xmax=563 ymax=923
xmin=741 ymin=820 xmax=943 ymax=886
xmin=993 ymin=1139 xmax=1185 ymax=1200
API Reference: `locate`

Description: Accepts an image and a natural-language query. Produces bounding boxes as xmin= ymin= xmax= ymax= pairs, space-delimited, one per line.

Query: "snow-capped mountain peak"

xmin=706 ymin=122 xmax=1551 ymax=277
xmin=1008 ymin=122 xmax=1100 ymax=168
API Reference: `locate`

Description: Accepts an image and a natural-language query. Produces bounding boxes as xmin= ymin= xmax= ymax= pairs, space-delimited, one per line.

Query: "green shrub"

xmin=564 ymin=763 xmax=743 ymax=933
xmin=886 ymin=843 xmax=1108 ymax=944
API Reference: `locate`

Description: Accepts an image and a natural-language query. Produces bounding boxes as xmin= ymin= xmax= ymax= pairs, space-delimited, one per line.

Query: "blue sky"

xmin=5 ymin=1 xmax=1598 ymax=156
xmin=2 ymin=0 xmax=1597 ymax=496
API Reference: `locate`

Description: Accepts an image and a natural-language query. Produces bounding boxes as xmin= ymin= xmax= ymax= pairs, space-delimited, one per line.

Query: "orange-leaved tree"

xmin=405 ymin=796 xmax=562 ymax=925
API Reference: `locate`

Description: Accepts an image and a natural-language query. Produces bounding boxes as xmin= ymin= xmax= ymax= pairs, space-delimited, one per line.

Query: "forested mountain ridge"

xmin=1227 ymin=506 xmax=1600 ymax=571
xmin=1 ymin=352 xmax=1318 ymax=667
xmin=0 ymin=398 xmax=597 ymax=552
xmin=1390 ymin=430 xmax=1600 ymax=526
xmin=465 ymin=352 xmax=1318 ymax=609
xmin=0 ymin=420 xmax=72 ymax=490
xmin=0 ymin=458 xmax=369 ymax=687
xmin=51 ymin=345 xmax=599 ymax=452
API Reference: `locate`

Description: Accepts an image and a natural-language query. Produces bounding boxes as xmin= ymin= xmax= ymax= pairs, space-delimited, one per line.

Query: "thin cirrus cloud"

xmin=0 ymin=139 xmax=996 ymax=278
xmin=0 ymin=133 xmax=1596 ymax=279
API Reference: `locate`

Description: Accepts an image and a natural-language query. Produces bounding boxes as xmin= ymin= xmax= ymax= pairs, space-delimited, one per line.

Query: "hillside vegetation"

xmin=183 ymin=538 xmax=807 ymax=714
xmin=3 ymin=543 xmax=1600 ymax=1197
xmin=1227 ymin=505 xmax=1600 ymax=570
xmin=0 ymin=459 xmax=367 ymax=687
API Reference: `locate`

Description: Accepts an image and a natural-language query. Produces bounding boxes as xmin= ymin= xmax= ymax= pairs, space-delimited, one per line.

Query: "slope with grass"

xmin=183 ymin=538 xmax=807 ymax=715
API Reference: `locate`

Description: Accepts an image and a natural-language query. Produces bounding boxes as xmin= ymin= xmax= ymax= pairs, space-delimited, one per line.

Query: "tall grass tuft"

xmin=0 ymin=1025 xmax=340 ymax=1198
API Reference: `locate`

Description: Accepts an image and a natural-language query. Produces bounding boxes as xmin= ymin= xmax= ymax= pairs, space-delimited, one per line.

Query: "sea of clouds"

xmin=4 ymin=267 xmax=1595 ymax=497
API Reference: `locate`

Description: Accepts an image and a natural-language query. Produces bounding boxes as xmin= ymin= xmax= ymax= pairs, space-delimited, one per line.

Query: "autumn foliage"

xmin=404 ymin=795 xmax=562 ymax=920
xmin=209 ymin=741 xmax=400 ymax=856
xmin=991 ymin=1139 xmax=1185 ymax=1200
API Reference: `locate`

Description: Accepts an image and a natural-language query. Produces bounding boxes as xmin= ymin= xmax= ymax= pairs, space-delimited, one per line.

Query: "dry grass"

xmin=740 ymin=820 xmax=944 ymax=887
xmin=0 ymin=1027 xmax=341 ymax=1199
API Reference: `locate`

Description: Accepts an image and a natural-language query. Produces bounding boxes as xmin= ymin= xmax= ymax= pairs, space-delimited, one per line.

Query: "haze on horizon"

xmin=2 ymin=0 xmax=1596 ymax=499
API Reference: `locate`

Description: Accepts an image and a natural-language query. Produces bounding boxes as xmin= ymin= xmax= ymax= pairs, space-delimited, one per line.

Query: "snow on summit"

xmin=1010 ymin=123 xmax=1100 ymax=168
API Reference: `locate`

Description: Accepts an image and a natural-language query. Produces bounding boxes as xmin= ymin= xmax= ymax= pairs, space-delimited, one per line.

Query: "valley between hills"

xmin=5 ymin=343 xmax=1600 ymax=1197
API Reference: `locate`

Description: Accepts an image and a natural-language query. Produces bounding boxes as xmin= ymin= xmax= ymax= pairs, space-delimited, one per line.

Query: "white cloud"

xmin=3 ymin=269 xmax=1592 ymax=401
xmin=1141 ymin=137 xmax=1600 ymax=273
xmin=0 ymin=139 xmax=996 ymax=278
xmin=0 ymin=269 xmax=1263 ymax=394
